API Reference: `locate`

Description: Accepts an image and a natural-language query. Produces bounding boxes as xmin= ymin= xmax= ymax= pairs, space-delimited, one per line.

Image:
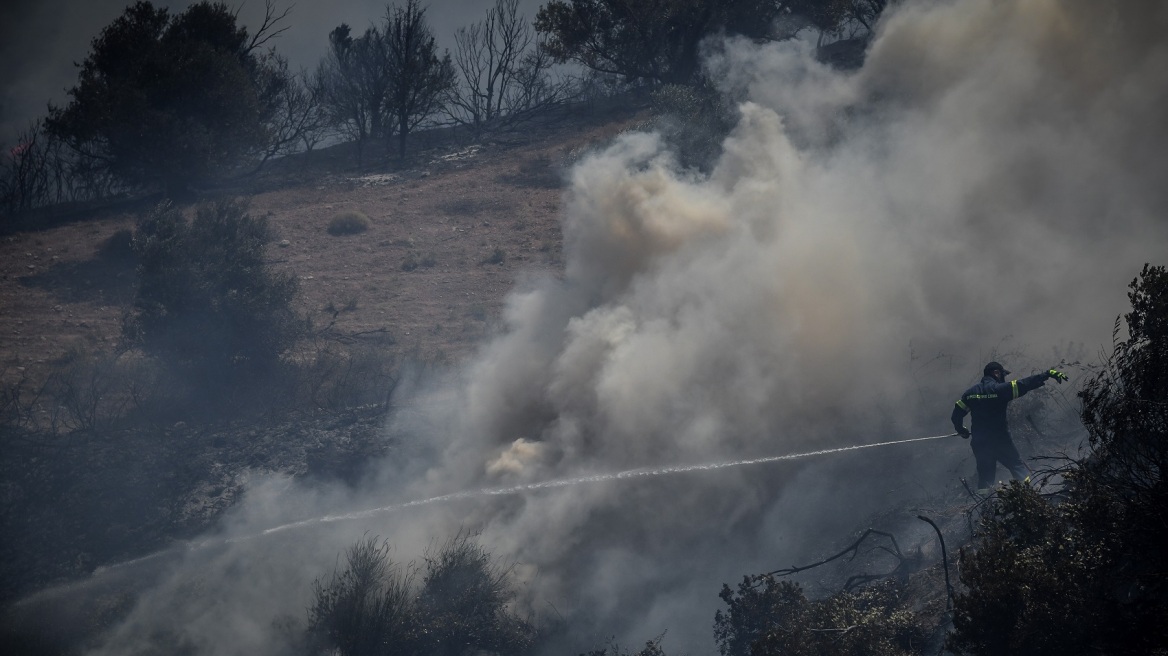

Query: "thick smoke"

xmin=53 ymin=0 xmax=1168 ymax=653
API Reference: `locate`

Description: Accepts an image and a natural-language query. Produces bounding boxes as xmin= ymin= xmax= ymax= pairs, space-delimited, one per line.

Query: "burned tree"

xmin=315 ymin=23 xmax=393 ymax=165
xmin=383 ymin=0 xmax=454 ymax=159
xmin=447 ymin=0 xmax=571 ymax=135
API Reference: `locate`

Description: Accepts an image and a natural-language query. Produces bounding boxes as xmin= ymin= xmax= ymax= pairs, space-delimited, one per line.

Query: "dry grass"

xmin=327 ymin=211 xmax=372 ymax=236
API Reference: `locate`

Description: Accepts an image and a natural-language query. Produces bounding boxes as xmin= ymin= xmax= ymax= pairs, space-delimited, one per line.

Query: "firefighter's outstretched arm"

xmin=1016 ymin=368 xmax=1070 ymax=396
xmin=988 ymin=368 xmax=1069 ymax=400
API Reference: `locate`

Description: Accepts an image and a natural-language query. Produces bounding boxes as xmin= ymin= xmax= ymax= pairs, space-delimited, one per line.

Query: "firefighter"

xmin=951 ymin=361 xmax=1069 ymax=492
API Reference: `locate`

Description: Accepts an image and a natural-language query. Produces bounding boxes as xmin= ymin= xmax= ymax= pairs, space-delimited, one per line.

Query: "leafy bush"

xmin=328 ymin=211 xmax=373 ymax=236
xmin=949 ymin=264 xmax=1168 ymax=655
xmin=948 ymin=483 xmax=1107 ymax=655
xmin=308 ymin=533 xmax=536 ymax=656
xmin=124 ymin=199 xmax=305 ymax=396
xmin=715 ymin=577 xmax=925 ymax=656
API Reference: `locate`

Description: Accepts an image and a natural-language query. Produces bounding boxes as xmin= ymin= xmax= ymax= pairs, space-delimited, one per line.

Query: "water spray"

xmin=259 ymin=431 xmax=957 ymax=536
xmin=89 ymin=431 xmax=957 ymax=577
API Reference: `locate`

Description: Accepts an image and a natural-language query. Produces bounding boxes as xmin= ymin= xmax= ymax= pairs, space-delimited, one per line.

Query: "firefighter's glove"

xmin=957 ymin=427 xmax=970 ymax=439
xmin=1047 ymin=369 xmax=1069 ymax=384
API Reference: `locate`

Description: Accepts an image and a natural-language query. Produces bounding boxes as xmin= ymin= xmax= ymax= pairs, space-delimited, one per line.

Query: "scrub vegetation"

xmin=307 ymin=533 xmax=537 ymax=656
xmin=328 ymin=210 xmax=374 ymax=236
xmin=948 ymin=266 xmax=1168 ymax=655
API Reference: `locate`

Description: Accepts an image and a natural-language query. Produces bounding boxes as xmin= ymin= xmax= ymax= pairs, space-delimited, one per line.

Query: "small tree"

xmin=2 ymin=121 xmax=63 ymax=217
xmin=124 ymin=199 xmax=304 ymax=395
xmin=315 ymin=23 xmax=394 ymax=165
xmin=255 ymin=54 xmax=332 ymax=167
xmin=383 ymin=0 xmax=455 ymax=159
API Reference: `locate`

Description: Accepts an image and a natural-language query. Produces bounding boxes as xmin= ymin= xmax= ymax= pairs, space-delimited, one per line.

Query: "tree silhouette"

xmin=45 ymin=1 xmax=291 ymax=194
xmin=383 ymin=0 xmax=455 ymax=159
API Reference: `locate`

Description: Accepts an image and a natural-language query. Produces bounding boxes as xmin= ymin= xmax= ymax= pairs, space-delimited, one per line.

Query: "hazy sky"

xmin=0 ymin=0 xmax=543 ymax=143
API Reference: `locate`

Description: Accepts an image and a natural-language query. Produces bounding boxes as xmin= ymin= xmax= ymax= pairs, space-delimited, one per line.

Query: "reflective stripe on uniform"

xmin=956 ymin=399 xmax=968 ymax=410
xmin=1011 ymin=380 xmax=1019 ymax=399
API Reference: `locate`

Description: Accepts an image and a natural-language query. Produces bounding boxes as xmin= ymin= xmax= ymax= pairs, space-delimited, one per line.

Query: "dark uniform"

xmin=951 ymin=362 xmax=1062 ymax=490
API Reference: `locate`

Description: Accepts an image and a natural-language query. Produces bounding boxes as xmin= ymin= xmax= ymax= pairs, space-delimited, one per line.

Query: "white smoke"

xmin=75 ymin=0 xmax=1168 ymax=653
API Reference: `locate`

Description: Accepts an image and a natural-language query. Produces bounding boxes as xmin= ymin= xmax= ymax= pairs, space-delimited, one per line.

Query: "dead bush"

xmin=716 ymin=577 xmax=926 ymax=656
xmin=481 ymin=247 xmax=505 ymax=265
xmin=579 ymin=636 xmax=668 ymax=656
xmin=438 ymin=197 xmax=491 ymax=216
xmin=295 ymin=344 xmax=399 ymax=411
xmin=308 ymin=536 xmax=417 ymax=656
xmin=44 ymin=348 xmax=140 ymax=433
xmin=499 ymin=154 xmax=563 ymax=189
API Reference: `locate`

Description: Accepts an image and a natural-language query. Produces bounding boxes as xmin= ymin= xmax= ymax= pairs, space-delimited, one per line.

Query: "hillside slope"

xmin=0 ymin=107 xmax=645 ymax=605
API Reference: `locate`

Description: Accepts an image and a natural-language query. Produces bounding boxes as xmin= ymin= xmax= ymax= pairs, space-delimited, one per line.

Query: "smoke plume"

xmin=51 ymin=0 xmax=1168 ymax=653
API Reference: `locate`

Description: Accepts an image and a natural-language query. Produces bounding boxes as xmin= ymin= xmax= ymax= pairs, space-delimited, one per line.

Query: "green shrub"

xmin=328 ymin=211 xmax=373 ymax=236
xmin=124 ymin=199 xmax=305 ymax=396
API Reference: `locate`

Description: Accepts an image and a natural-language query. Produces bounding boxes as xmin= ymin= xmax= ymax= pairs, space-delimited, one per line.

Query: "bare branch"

xmin=753 ymin=528 xmax=904 ymax=585
xmin=247 ymin=0 xmax=293 ymax=53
